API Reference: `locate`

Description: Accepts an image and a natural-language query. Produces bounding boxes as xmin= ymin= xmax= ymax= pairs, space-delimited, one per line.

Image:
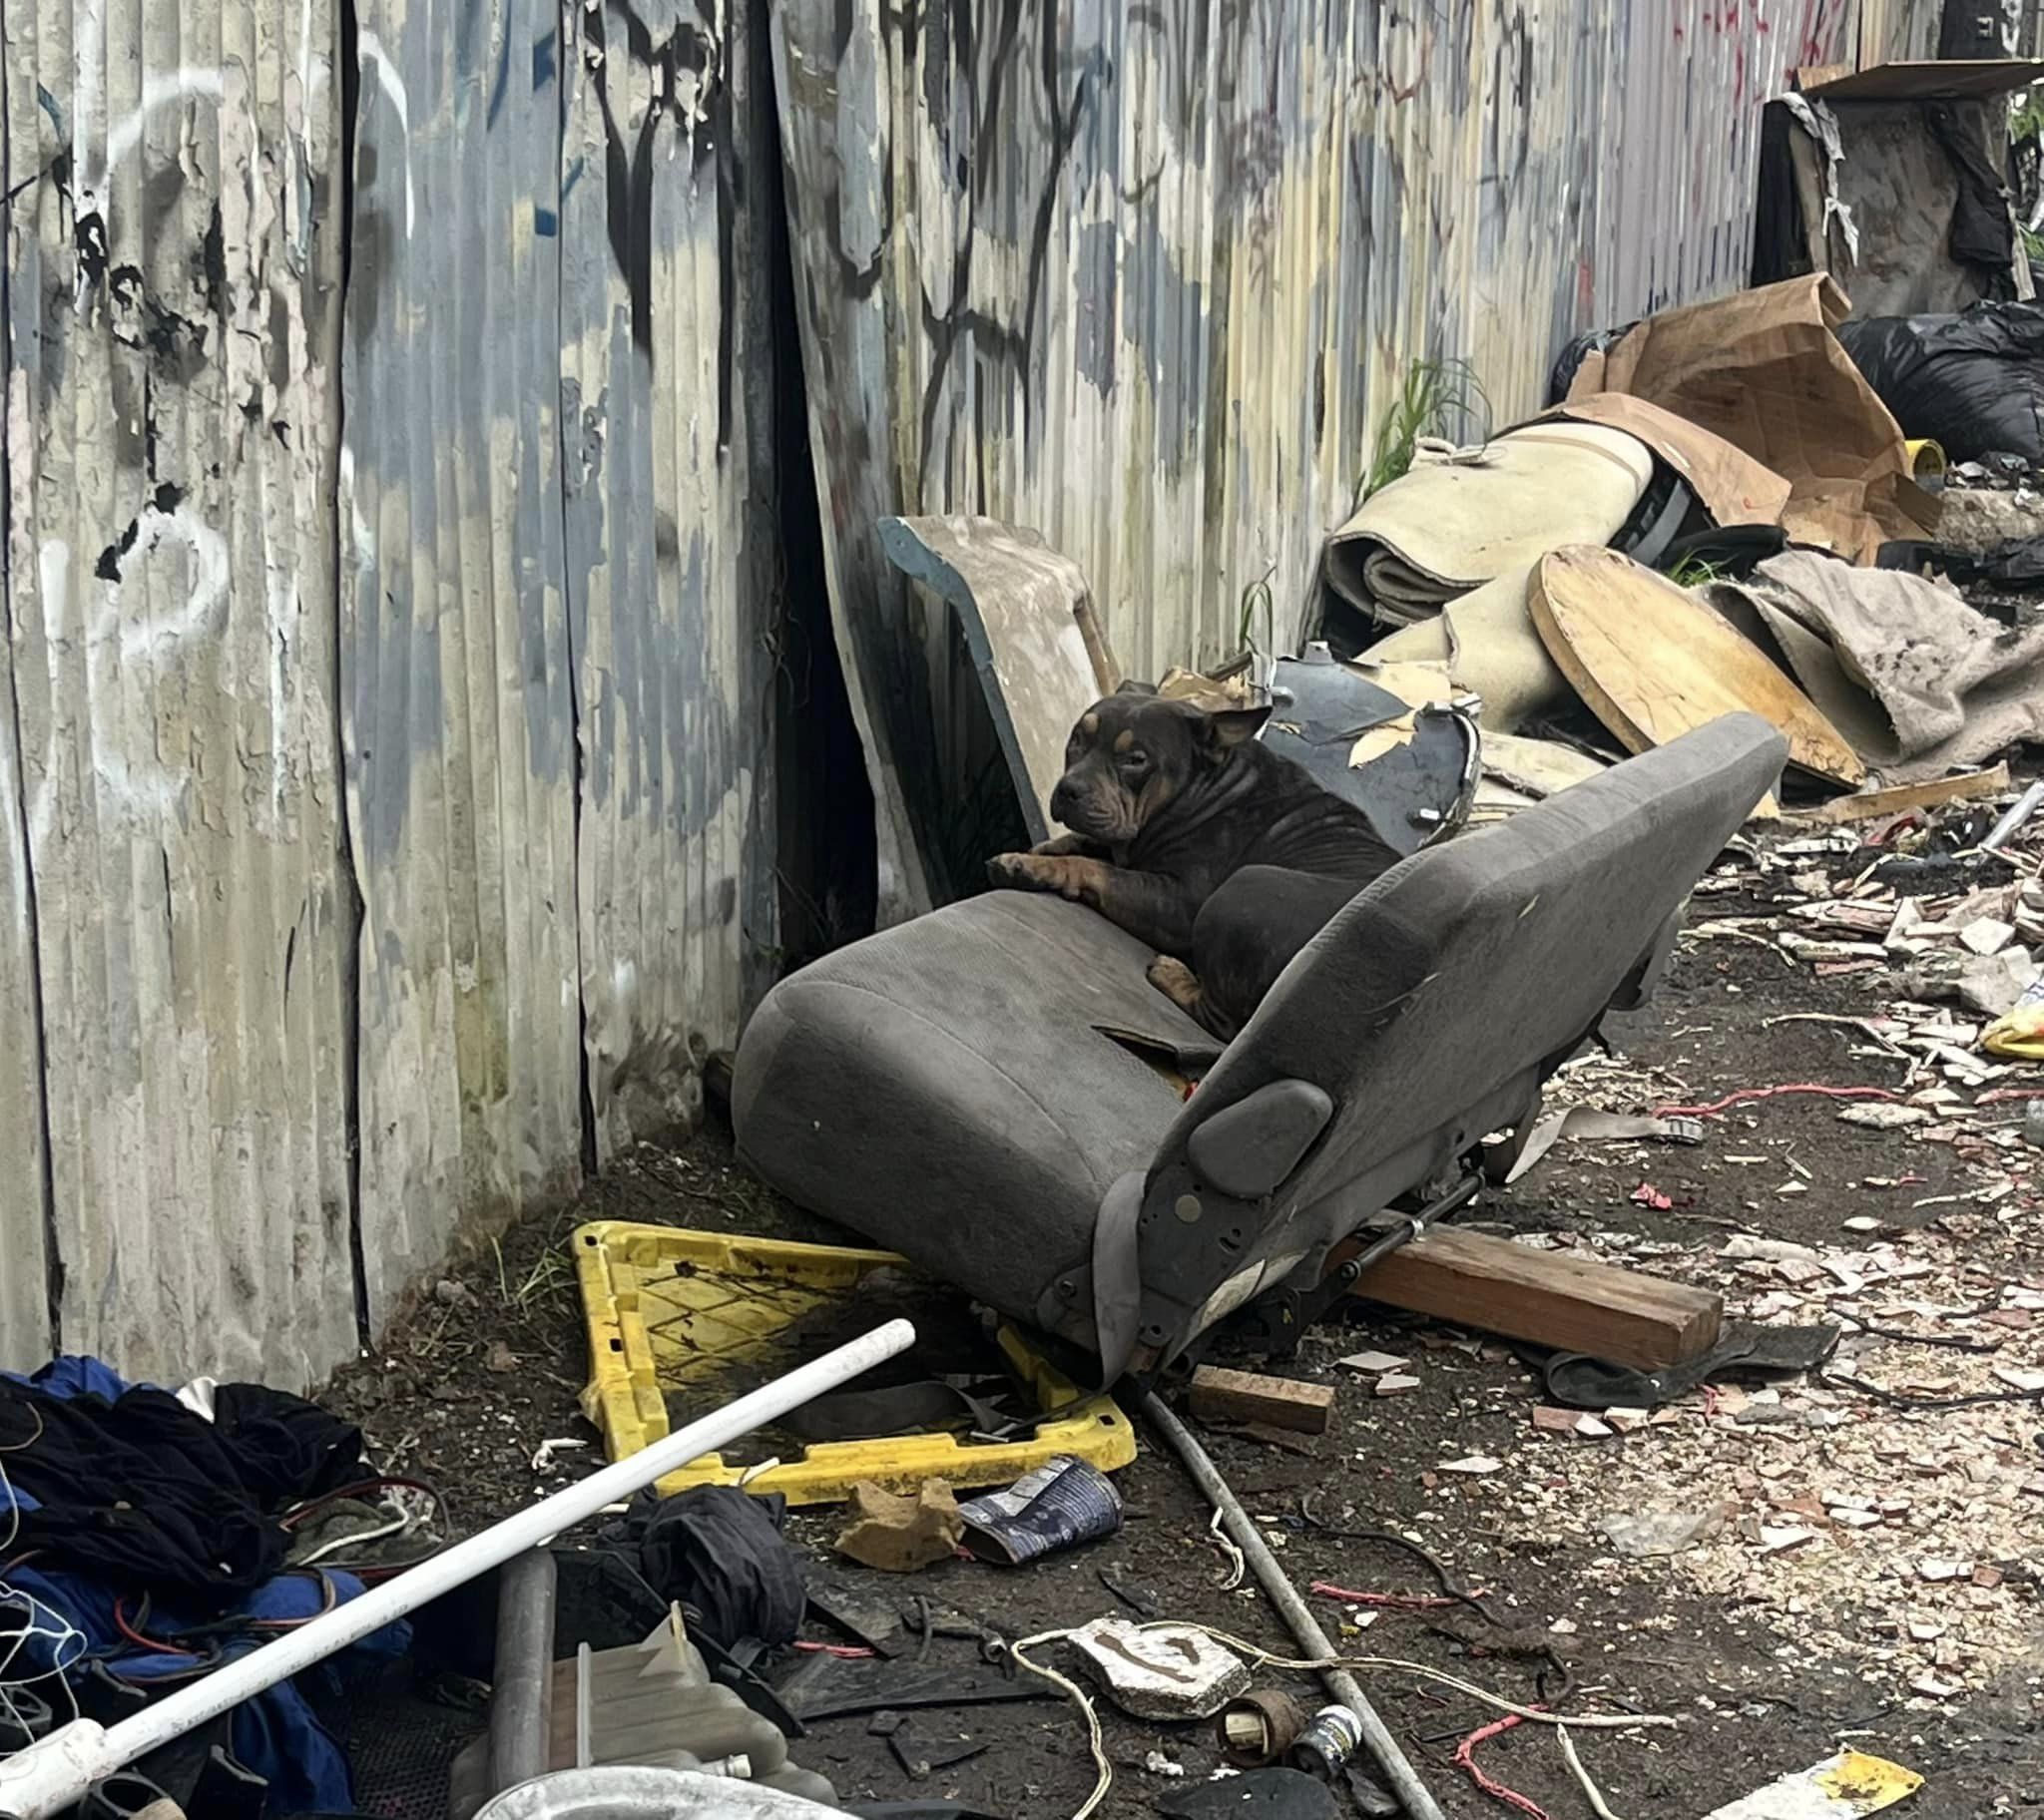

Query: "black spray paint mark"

xmin=95 ymin=482 xmax=189 ymax=582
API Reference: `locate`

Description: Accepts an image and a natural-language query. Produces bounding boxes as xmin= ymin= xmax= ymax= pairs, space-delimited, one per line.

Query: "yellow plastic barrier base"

xmin=574 ymin=1220 xmax=1137 ymax=1507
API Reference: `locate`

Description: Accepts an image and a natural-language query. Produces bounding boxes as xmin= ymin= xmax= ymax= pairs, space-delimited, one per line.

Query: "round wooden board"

xmin=1528 ymin=546 xmax=1866 ymax=787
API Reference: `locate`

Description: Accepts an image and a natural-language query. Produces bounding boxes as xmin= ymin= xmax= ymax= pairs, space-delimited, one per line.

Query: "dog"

xmin=986 ymin=685 xmax=1401 ymax=1040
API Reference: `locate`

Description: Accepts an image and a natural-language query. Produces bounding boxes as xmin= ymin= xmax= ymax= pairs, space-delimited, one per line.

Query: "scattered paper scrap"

xmin=1699 ymin=1749 xmax=1922 ymax=1819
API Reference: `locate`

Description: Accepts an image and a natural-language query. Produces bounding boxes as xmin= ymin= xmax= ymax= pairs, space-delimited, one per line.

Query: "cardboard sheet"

xmin=1567 ymin=275 xmax=1938 ymax=564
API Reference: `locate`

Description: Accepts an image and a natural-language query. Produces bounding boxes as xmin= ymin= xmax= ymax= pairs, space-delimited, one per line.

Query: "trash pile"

xmin=1322 ymin=272 xmax=2044 ymax=839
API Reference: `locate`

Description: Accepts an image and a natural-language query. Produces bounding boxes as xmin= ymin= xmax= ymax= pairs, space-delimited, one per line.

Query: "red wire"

xmin=113 ymin=1598 xmax=193 ymax=1656
xmin=1308 ymin=1581 xmax=1470 ymax=1610
xmin=1453 ymin=1713 xmax=1550 ymax=1820
xmin=791 ymin=1640 xmax=874 ymax=1658
xmin=1654 ymin=1083 xmax=1902 ymax=1119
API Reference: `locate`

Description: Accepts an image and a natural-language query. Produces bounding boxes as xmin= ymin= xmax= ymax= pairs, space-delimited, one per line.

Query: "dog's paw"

xmin=988 ymin=851 xmax=1053 ymax=891
xmin=1147 ymin=955 xmax=1204 ymax=1011
xmin=988 ymin=852 xmax=1101 ymax=902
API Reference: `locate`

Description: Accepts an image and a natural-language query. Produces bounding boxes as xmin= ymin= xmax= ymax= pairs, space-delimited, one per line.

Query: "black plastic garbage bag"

xmin=1545 ymin=319 xmax=1638 ymax=406
xmin=1836 ymin=300 xmax=2044 ymax=465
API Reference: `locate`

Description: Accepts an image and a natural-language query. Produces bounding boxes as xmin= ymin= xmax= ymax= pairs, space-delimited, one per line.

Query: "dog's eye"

xmin=1119 ymin=749 xmax=1148 ymax=773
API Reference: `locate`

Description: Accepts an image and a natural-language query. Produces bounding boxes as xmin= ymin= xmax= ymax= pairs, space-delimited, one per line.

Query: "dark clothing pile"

xmin=0 ymin=1370 xmax=363 ymax=1595
xmin=0 ymin=1357 xmax=404 ymax=1815
xmin=603 ymin=1485 xmax=804 ymax=1654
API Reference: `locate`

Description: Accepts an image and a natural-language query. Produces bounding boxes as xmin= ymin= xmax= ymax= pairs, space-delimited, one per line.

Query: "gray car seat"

xmin=734 ymin=714 xmax=1786 ymax=1378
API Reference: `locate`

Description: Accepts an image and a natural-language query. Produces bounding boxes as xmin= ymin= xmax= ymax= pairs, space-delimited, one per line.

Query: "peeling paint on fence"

xmin=0 ymin=0 xmax=777 ymax=1379
xmin=770 ymin=0 xmax=1868 ymax=913
xmin=1 ymin=0 xmax=357 ymax=1382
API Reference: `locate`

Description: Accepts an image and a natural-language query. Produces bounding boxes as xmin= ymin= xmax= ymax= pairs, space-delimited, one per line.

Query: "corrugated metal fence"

xmin=0 ymin=0 xmax=2009 ymax=1383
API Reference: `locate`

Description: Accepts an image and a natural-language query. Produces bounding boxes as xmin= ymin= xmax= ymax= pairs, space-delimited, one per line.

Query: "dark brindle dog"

xmin=987 ymin=685 xmax=1401 ymax=1041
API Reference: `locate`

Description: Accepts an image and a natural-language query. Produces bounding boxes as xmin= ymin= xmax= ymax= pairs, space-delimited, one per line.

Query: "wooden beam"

xmin=1187 ymin=1365 xmax=1335 ymax=1434
xmin=1352 ymin=1227 xmax=1721 ymax=1369
xmin=1775 ymin=763 xmax=2009 ymax=829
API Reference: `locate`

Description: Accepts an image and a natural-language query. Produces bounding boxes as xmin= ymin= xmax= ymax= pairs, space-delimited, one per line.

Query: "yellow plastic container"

xmin=575 ymin=1220 xmax=1136 ymax=1506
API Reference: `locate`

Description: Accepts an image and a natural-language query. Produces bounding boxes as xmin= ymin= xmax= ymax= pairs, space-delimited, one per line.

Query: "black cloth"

xmin=603 ymin=1486 xmax=803 ymax=1654
xmin=0 ymin=1372 xmax=362 ymax=1602
xmin=1928 ymin=101 xmax=2017 ymax=278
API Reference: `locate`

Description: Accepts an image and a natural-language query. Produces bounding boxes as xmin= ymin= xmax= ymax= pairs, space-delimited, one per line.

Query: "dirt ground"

xmin=325 ymin=831 xmax=2044 ymax=1820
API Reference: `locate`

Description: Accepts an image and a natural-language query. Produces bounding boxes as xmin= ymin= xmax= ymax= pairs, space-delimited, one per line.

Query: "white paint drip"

xmin=354 ymin=32 xmax=417 ymax=236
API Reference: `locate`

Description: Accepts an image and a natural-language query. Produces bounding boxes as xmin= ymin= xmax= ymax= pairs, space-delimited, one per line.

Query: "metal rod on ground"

xmin=1983 ymin=778 xmax=2044 ymax=855
xmin=1141 ymin=1391 xmax=1448 ymax=1820
xmin=0 ymin=1320 xmax=918 ymax=1820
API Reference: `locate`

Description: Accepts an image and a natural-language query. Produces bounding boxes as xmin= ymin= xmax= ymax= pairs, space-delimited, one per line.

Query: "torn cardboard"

xmin=1567 ymin=275 xmax=1938 ymax=563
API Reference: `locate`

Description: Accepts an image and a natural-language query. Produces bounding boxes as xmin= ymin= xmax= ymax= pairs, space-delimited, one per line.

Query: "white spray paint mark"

xmin=99 ymin=506 xmax=232 ymax=664
xmin=354 ymin=32 xmax=418 ymax=236
xmin=103 ymin=67 xmax=228 ymax=190
xmin=26 ymin=543 xmax=73 ymax=850
xmin=337 ymin=444 xmax=377 ymax=573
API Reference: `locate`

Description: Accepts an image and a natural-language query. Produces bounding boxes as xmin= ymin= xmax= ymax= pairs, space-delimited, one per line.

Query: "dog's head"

xmin=1049 ymin=684 xmax=1271 ymax=844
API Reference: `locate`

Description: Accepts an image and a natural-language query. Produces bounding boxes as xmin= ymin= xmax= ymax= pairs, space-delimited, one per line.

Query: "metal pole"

xmin=0 ymin=1321 xmax=918 ymax=1820
xmin=1142 ymin=1392 xmax=1447 ymax=1820
xmin=485 ymin=1549 xmax=559 ymax=1799
xmin=1983 ymin=777 xmax=2044 ymax=856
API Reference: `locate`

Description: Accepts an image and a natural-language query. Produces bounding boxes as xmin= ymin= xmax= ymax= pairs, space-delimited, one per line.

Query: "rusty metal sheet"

xmin=0 ymin=0 xmax=357 ymax=1380
xmin=340 ymin=0 xmax=585 ymax=1320
xmin=771 ymin=0 xmax=1861 ymax=907
xmin=560 ymin=0 xmax=780 ymax=1159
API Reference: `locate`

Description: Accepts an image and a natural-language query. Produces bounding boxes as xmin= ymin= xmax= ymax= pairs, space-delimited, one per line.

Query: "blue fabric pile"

xmin=1 ymin=1356 xmax=411 ymax=1814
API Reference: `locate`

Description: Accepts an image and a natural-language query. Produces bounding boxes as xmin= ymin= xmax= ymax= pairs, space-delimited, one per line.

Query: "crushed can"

xmin=1289 ymin=1703 xmax=1363 ymax=1780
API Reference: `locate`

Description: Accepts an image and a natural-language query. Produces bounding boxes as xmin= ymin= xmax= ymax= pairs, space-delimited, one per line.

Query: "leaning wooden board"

xmin=1351 ymin=1225 xmax=1722 ymax=1369
xmin=1529 ymin=546 xmax=1865 ymax=789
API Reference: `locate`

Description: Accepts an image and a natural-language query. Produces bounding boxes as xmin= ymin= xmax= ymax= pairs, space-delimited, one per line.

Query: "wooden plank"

xmin=1187 ymin=1366 xmax=1335 ymax=1435
xmin=1530 ymin=547 xmax=1865 ymax=789
xmin=1799 ymin=59 xmax=2044 ymax=102
xmin=1352 ymin=1227 xmax=1722 ymax=1370
xmin=1777 ymin=764 xmax=2009 ymax=828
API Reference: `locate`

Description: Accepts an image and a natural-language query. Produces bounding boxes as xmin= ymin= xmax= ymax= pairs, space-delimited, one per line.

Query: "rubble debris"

xmin=833 ymin=1481 xmax=964 ymax=1574
xmin=1597 ymin=1505 xmax=1734 ymax=1557
xmin=1067 ymin=1618 xmax=1250 ymax=1720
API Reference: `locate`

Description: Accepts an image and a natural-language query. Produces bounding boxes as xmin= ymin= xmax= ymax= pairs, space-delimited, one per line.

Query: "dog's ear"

xmin=1114 ymin=678 xmax=1158 ymax=696
xmin=1199 ymin=703 xmax=1272 ymax=755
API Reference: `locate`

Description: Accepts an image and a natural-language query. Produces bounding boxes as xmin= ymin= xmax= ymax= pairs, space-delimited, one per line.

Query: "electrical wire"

xmin=1000 ymin=1618 xmax=1675 ymax=1820
xmin=1558 ymin=1724 xmax=1628 ymax=1820
xmin=0 ymin=1426 xmax=86 ymax=1744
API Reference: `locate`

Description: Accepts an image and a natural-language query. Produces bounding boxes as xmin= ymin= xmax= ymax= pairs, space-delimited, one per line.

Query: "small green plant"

xmin=1666 ymin=554 xmax=1728 ymax=589
xmin=1354 ymin=356 xmax=1491 ymax=508
xmin=1237 ymin=569 xmax=1277 ymax=656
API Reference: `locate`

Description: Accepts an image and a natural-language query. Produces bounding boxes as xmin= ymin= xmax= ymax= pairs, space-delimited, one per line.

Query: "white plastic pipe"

xmin=0 ymin=1319 xmax=916 ymax=1820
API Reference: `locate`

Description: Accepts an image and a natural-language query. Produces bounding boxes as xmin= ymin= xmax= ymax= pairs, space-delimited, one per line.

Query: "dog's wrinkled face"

xmin=1049 ymin=686 xmax=1271 ymax=844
